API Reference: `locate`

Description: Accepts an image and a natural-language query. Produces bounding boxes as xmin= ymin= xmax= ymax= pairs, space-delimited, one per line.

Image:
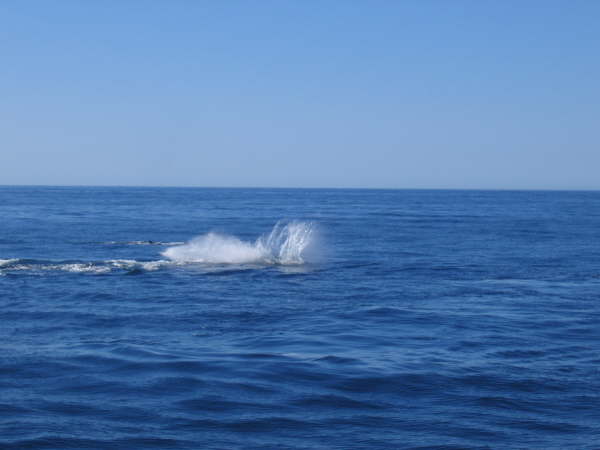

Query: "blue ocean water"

xmin=1 ymin=186 xmax=599 ymax=449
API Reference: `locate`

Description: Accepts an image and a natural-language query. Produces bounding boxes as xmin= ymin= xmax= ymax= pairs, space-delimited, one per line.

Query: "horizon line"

xmin=1 ymin=184 xmax=599 ymax=193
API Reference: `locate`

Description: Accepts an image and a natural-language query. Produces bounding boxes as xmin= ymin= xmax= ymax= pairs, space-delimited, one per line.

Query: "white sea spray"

xmin=162 ymin=221 xmax=319 ymax=265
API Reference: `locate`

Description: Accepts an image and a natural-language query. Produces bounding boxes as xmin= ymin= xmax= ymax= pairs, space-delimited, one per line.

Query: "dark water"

xmin=1 ymin=187 xmax=599 ymax=449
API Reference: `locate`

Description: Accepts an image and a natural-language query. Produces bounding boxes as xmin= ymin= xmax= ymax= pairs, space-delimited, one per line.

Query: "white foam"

xmin=140 ymin=260 xmax=171 ymax=271
xmin=51 ymin=263 xmax=112 ymax=274
xmin=162 ymin=233 xmax=264 ymax=264
xmin=4 ymin=263 xmax=31 ymax=271
xmin=106 ymin=259 xmax=172 ymax=271
xmin=0 ymin=258 xmax=19 ymax=267
xmin=162 ymin=221 xmax=319 ymax=265
xmin=0 ymin=258 xmax=171 ymax=274
xmin=106 ymin=259 xmax=140 ymax=269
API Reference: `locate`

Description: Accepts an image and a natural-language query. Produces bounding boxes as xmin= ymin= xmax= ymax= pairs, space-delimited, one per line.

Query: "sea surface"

xmin=1 ymin=186 xmax=599 ymax=449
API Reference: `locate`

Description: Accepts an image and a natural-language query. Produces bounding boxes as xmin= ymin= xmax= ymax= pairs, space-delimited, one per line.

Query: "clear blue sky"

xmin=2 ymin=0 xmax=599 ymax=189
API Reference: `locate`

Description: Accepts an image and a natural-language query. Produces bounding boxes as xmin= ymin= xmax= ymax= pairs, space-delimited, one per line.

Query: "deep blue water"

xmin=1 ymin=186 xmax=600 ymax=449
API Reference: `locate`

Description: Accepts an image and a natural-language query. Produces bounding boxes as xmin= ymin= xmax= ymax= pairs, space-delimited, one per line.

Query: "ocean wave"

xmin=162 ymin=221 xmax=319 ymax=265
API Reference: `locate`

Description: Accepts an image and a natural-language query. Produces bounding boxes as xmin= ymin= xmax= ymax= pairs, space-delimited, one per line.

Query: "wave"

xmin=162 ymin=221 xmax=319 ymax=265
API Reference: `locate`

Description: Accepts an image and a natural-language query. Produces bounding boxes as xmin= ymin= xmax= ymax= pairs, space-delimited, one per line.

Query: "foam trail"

xmin=162 ymin=221 xmax=318 ymax=265
xmin=0 ymin=258 xmax=19 ymax=268
xmin=0 ymin=259 xmax=172 ymax=274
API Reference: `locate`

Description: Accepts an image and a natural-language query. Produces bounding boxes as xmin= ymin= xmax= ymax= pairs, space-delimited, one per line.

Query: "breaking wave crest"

xmin=162 ymin=221 xmax=318 ymax=265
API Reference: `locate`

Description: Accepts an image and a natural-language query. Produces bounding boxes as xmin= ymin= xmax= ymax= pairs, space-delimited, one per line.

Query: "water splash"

xmin=256 ymin=221 xmax=317 ymax=264
xmin=0 ymin=222 xmax=320 ymax=275
xmin=162 ymin=221 xmax=318 ymax=265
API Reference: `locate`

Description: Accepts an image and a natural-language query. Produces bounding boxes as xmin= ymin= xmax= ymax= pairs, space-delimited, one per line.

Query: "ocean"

xmin=1 ymin=186 xmax=599 ymax=449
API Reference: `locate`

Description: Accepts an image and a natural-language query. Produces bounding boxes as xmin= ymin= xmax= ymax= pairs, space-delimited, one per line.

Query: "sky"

xmin=1 ymin=0 xmax=599 ymax=189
